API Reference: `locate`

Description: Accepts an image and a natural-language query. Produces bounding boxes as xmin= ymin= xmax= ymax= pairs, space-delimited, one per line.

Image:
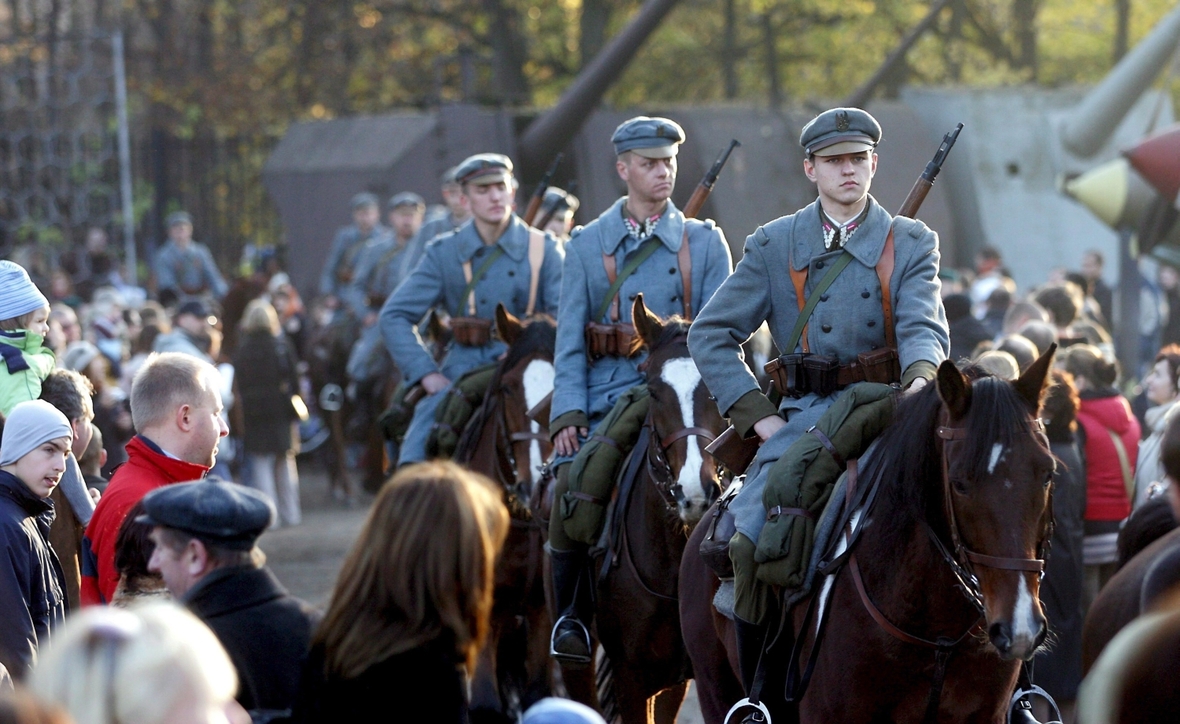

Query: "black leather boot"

xmin=734 ymin=616 xmax=767 ymax=695
xmin=549 ymin=547 xmax=592 ymax=666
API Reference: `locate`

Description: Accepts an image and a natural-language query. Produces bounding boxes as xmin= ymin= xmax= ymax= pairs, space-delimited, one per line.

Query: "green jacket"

xmin=0 ymin=331 xmax=56 ymax=415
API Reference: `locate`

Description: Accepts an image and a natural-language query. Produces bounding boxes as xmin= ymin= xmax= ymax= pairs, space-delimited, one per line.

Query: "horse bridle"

xmin=645 ymin=420 xmax=718 ymax=510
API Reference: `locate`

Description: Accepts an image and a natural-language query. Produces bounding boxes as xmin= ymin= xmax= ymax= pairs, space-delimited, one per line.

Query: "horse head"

xmin=935 ymin=345 xmax=1057 ymax=661
xmin=493 ymin=304 xmax=555 ymax=491
xmin=632 ymin=293 xmax=724 ymax=526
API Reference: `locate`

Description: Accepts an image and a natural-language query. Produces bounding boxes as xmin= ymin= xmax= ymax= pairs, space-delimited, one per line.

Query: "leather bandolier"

xmin=451 ymin=229 xmax=545 ymax=347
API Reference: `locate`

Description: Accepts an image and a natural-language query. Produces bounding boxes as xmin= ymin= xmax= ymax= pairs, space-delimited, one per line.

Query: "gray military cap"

xmin=441 ymin=165 xmax=461 ymax=186
xmin=541 ymin=186 xmax=579 ymax=216
xmin=138 ymin=480 xmax=276 ymax=550
xmin=612 ymin=116 xmax=685 ymax=158
xmin=350 ymin=192 xmax=380 ymax=210
xmin=799 ymin=107 xmax=882 ymax=157
xmin=387 ymin=192 xmax=425 ymax=210
xmin=166 ymin=211 xmax=192 ymax=227
xmin=455 ymin=153 xmax=514 ymax=186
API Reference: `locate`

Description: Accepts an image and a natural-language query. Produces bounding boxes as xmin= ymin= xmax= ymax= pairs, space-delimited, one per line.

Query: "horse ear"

xmin=495 ymin=304 xmax=522 ymax=345
xmin=937 ymin=360 xmax=972 ymax=420
xmin=1014 ymin=342 xmax=1057 ymax=414
xmin=631 ymin=293 xmax=662 ymax=348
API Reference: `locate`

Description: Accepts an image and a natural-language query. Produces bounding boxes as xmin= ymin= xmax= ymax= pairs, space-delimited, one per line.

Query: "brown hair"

xmin=1042 ymin=369 xmax=1080 ymax=443
xmin=1060 ymin=344 xmax=1119 ymax=389
xmin=1155 ymin=344 xmax=1180 ymax=391
xmin=0 ymin=690 xmax=72 ymax=724
xmin=0 ymin=307 xmax=47 ymax=332
xmin=315 ymin=461 xmax=509 ymax=679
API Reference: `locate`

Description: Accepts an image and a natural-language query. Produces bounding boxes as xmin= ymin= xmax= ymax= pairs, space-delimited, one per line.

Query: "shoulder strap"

xmin=678 ymin=230 xmax=693 ymax=320
xmin=458 ymin=246 xmax=505 ymax=317
xmin=876 ymin=227 xmax=897 ymax=350
xmin=1106 ymin=427 xmax=1135 ymax=501
xmin=525 ymin=229 xmax=545 ymax=316
xmin=785 ymin=252 xmax=854 ymax=354
xmin=790 ymin=258 xmax=810 ymax=354
xmin=595 ymin=237 xmax=662 ymax=323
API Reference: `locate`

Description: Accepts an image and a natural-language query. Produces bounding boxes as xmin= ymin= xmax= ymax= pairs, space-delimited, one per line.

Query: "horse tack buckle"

xmin=724 ymin=697 xmax=772 ymax=724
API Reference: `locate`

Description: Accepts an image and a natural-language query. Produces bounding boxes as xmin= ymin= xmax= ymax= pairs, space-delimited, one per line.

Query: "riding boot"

xmin=734 ymin=616 xmax=767 ymax=695
xmin=549 ymin=546 xmax=593 ymax=666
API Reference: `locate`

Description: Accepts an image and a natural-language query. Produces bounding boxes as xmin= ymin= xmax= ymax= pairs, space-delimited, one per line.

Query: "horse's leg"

xmin=325 ymin=408 xmax=353 ymax=500
xmin=651 ymin=682 xmax=688 ymax=724
xmin=468 ymin=625 xmax=506 ymax=724
xmin=681 ymin=513 xmax=744 ymax=724
xmin=522 ymin=531 xmax=555 ymax=710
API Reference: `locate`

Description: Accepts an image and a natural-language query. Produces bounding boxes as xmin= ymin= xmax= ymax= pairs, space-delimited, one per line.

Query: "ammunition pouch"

xmin=699 ymin=479 xmax=743 ymax=578
xmin=426 ymin=363 xmax=498 ymax=458
xmin=584 ymin=322 xmax=637 ymax=360
xmin=378 ymin=384 xmax=427 ymax=443
xmin=451 ymin=316 xmax=494 ymax=347
xmin=765 ymin=348 xmax=900 ymax=398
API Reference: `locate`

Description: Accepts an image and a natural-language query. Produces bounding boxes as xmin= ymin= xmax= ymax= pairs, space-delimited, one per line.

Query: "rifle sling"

xmin=459 ymin=246 xmax=506 ymax=317
xmin=597 ymin=231 xmax=694 ymax=323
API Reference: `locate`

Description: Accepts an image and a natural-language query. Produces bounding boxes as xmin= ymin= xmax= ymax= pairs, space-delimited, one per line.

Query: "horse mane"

xmin=865 ymin=367 xmax=1037 ymax=547
xmin=500 ymin=314 xmax=556 ymax=372
xmin=633 ymin=316 xmax=691 ymax=357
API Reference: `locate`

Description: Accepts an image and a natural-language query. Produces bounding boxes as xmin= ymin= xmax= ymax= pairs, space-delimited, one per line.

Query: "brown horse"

xmin=593 ymin=295 xmax=726 ymax=724
xmin=683 ymin=352 xmax=1057 ymax=723
xmin=456 ymin=305 xmax=559 ymax=724
xmin=305 ymin=314 xmax=360 ymax=500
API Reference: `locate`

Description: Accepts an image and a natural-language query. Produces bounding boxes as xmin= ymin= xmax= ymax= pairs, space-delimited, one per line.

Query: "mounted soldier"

xmin=547 ymin=116 xmax=733 ymax=665
xmin=686 ymin=107 xmax=949 ymax=696
xmin=319 ymin=192 xmax=389 ymax=320
xmin=154 ymin=211 xmax=229 ymax=308
xmin=379 ymin=153 xmax=563 ymax=467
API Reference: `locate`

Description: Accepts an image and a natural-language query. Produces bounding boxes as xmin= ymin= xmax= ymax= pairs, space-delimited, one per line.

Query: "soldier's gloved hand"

xmin=421 ymin=372 xmax=451 ymax=395
xmin=753 ymin=414 xmax=787 ymax=442
xmin=554 ymin=426 xmax=588 ymax=457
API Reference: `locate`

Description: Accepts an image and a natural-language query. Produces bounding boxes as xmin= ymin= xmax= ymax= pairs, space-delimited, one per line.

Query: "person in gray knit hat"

xmin=0 ymin=399 xmax=73 ymax=679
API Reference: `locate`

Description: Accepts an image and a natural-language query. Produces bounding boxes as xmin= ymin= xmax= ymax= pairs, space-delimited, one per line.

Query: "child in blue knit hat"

xmin=0 ymin=260 xmax=55 ymax=415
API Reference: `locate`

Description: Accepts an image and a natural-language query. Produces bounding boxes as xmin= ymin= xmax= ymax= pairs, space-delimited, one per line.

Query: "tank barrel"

xmin=1061 ymin=3 xmax=1180 ymax=158
xmin=518 ymin=0 xmax=682 ymax=175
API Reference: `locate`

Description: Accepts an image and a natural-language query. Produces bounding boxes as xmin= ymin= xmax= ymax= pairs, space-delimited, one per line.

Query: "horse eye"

xmin=1043 ymin=471 xmax=1053 ymax=489
xmin=951 ymin=478 xmax=968 ymax=495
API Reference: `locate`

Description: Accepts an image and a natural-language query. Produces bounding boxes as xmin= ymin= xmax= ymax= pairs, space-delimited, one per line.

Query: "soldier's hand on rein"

xmin=754 ymin=415 xmax=787 ymax=442
xmin=554 ymin=426 xmax=588 ymax=457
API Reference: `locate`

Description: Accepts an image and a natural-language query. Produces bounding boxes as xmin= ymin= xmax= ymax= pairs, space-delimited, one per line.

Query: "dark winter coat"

xmin=234 ymin=331 xmax=301 ymax=455
xmin=0 ymin=470 xmax=66 ymax=680
xmin=184 ymin=565 xmax=319 ymax=715
xmin=1034 ymin=436 xmax=1087 ymax=701
xmin=291 ymin=635 xmax=467 ymax=724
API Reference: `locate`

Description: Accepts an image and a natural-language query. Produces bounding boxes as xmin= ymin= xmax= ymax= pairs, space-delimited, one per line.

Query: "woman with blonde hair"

xmin=28 ymin=603 xmax=248 ymax=724
xmin=233 ymin=298 xmax=302 ymax=526
xmin=291 ymin=461 xmax=510 ymax=723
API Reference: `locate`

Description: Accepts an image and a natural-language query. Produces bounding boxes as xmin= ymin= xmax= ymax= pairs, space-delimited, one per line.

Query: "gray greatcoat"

xmin=319 ymin=223 xmax=390 ymax=300
xmin=687 ymin=196 xmax=949 ymax=541
xmin=550 ymin=198 xmax=732 ymax=433
xmin=379 ymin=214 xmax=563 ymax=464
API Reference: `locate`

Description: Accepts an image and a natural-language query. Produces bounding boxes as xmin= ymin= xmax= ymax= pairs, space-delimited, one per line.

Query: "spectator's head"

xmin=350 ymin=193 xmax=380 ymax=233
xmin=975 ymin=246 xmax=1002 ymax=274
xmin=29 ymin=603 xmax=248 ymax=724
xmin=1115 ymin=610 xmax=1180 ymax=721
xmin=38 ymin=369 xmax=95 ymax=458
xmin=165 ymin=211 xmax=193 ymax=247
xmin=1082 ymin=249 xmax=1104 ymax=281
xmin=996 ymin=334 xmax=1039 ymax=372
xmin=1161 ymin=413 xmax=1180 ymax=519
xmin=1002 ymin=301 xmax=1049 ymax=336
xmin=1042 ymin=369 xmax=1080 ymax=444
xmin=173 ymin=301 xmax=212 ymax=337
xmin=85 ymin=226 xmax=108 ymax=252
xmin=1016 ymin=321 xmax=1057 ymax=356
xmin=1145 ymin=344 xmax=1180 ymax=407
xmin=129 ymin=353 xmax=226 ymax=468
xmin=141 ymin=480 xmax=273 ymax=599
xmin=78 ymin=423 xmax=104 ymax=477
xmin=523 ymin=698 xmax=608 ymax=724
xmin=942 ymin=293 xmax=972 ymax=323
xmin=1160 ymin=264 xmax=1180 ymax=292
xmin=240 ymin=299 xmax=279 ymax=338
xmin=114 ymin=500 xmax=163 ymax=596
xmin=1034 ymin=282 xmax=1083 ymax=329
xmin=974 ymin=350 xmax=1020 ymax=380
xmin=0 ymin=261 xmax=50 ymax=337
xmin=985 ymin=286 xmax=1012 ymax=315
xmin=386 ymin=192 xmax=425 ymax=241
xmin=0 ymin=689 xmax=72 ymax=724
xmin=315 ymin=461 xmax=509 ymax=678
xmin=60 ymin=341 xmax=108 ymax=389
xmin=1060 ymin=344 xmax=1119 ymax=391
xmin=0 ymin=400 xmax=73 ymax=500
xmin=130 ymin=324 xmax=164 ymax=358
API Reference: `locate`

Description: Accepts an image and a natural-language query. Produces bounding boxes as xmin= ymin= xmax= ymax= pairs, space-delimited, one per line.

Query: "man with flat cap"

xmin=319 ymin=192 xmax=389 ymax=315
xmin=380 ymin=153 xmax=564 ymax=466
xmin=547 ymin=116 xmax=732 ymax=664
xmin=687 ymin=107 xmax=948 ymax=695
xmin=143 ymin=479 xmax=318 ymax=720
xmin=154 ymin=211 xmax=229 ymax=306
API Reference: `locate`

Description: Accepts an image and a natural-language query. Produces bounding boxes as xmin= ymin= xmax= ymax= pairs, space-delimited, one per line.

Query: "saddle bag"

xmin=584 ymin=322 xmax=637 ymax=360
xmin=378 ymin=384 xmax=427 ymax=443
xmin=425 ymin=362 xmax=498 ymax=458
xmin=700 ymin=478 xmax=744 ymax=578
xmin=561 ymin=385 xmax=650 ymax=545
xmin=451 ymin=316 xmax=494 ymax=347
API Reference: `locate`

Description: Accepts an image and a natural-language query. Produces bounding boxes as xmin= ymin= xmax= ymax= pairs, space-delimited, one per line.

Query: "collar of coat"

xmin=125 ymin=435 xmax=211 ymax=482
xmin=183 ymin=565 xmax=290 ymax=617
xmin=0 ymin=469 xmax=52 ymax=517
xmin=455 ymin=214 xmax=537 ymax=263
xmin=595 ymin=197 xmax=687 ymax=256
xmin=791 ymin=196 xmax=891 ymax=271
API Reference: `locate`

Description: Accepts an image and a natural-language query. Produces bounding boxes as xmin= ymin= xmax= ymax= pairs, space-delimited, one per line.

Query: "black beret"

xmin=138 ymin=480 xmax=275 ymax=550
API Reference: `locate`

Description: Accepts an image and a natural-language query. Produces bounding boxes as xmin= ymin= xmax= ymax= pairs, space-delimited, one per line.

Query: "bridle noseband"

xmin=646 ymin=420 xmax=718 ymax=509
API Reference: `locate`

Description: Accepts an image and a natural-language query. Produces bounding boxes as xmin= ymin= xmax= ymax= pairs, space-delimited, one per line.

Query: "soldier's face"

xmin=544 ymin=211 xmax=575 ymax=238
xmin=617 ymin=153 xmax=677 ymax=204
xmin=168 ymin=222 xmax=193 ymax=245
xmin=465 ymin=180 xmax=513 ymax=225
xmin=353 ymin=205 xmax=379 ymax=232
xmin=389 ymin=207 xmax=424 ymax=240
xmin=804 ymin=151 xmax=876 ymax=210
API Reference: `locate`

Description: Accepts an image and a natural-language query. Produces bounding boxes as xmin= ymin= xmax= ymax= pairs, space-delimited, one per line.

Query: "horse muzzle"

xmin=988 ymin=616 xmax=1046 ymax=661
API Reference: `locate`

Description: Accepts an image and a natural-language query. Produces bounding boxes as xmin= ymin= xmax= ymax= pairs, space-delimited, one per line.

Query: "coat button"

xmin=862 ymin=291 xmax=871 ymax=299
xmin=816 ymin=261 xmax=825 ymax=269
xmin=671 ymin=296 xmax=678 ymax=302
xmin=820 ymin=294 xmax=829 ymax=302
xmin=867 ymin=320 xmax=876 ymax=327
xmin=480 ymin=274 xmax=487 ymax=281
xmin=508 ymin=270 xmax=515 ymax=276
xmin=629 ymin=293 xmax=637 ymax=300
xmin=821 ymin=324 xmax=832 ymax=333
xmin=669 ymin=268 xmax=677 ymax=274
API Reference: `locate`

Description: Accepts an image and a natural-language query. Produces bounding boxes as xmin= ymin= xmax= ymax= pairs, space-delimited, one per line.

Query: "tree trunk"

xmin=482 ymin=0 xmax=531 ymax=104
xmin=1114 ymin=0 xmax=1131 ymax=63
xmin=723 ymin=0 xmax=738 ymax=99
xmin=1013 ymin=0 xmax=1038 ymax=81
xmin=580 ymin=0 xmax=611 ymax=70
xmin=762 ymin=11 xmax=780 ymax=109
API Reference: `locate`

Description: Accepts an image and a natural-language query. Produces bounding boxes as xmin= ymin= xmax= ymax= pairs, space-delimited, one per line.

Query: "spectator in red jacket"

xmin=1061 ymin=344 xmax=1141 ymax=612
xmin=81 ymin=352 xmax=228 ymax=605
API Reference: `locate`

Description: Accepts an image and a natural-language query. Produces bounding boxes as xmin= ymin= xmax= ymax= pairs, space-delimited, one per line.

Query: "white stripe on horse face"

xmin=660 ymin=357 xmax=707 ymax=507
xmin=988 ymin=443 xmax=1005 ymax=475
xmin=1011 ymin=573 xmax=1039 ymax=651
xmin=522 ymin=359 xmax=555 ymax=487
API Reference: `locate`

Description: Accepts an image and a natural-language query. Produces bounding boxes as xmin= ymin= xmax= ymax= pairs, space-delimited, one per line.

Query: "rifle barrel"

xmin=897 ymin=123 xmax=963 ymax=219
xmin=684 ymin=139 xmax=741 ymax=219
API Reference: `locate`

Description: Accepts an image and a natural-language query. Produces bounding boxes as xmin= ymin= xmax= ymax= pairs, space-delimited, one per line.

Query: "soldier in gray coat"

xmin=154 ymin=211 xmax=228 ymax=305
xmin=547 ymin=116 xmax=733 ymax=664
xmin=686 ymin=108 xmax=949 ymax=691
xmin=318 ymin=193 xmax=389 ymax=315
xmin=380 ymin=154 xmax=563 ymax=466
xmin=416 ymin=166 xmax=471 ymax=247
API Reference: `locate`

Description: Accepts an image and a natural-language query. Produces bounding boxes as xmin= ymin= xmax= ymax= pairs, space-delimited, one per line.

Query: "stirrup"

xmin=723 ymin=697 xmax=772 ymax=724
xmin=1007 ymin=685 xmax=1062 ymax=724
xmin=549 ymin=614 xmax=592 ymax=665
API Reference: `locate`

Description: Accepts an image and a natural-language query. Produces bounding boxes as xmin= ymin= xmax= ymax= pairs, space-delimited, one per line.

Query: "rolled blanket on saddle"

xmin=753 ymin=382 xmax=896 ymax=589
xmin=426 ymin=363 xmax=499 ymax=458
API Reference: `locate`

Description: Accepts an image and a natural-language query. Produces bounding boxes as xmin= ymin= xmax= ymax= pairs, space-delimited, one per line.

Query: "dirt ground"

xmin=257 ymin=461 xmax=705 ymax=723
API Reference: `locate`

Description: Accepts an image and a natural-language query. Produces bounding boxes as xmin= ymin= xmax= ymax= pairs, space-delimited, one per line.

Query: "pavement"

xmin=257 ymin=462 xmax=704 ymax=723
